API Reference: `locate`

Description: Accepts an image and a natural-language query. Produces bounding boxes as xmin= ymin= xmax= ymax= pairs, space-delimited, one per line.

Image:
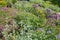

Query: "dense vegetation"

xmin=44 ymin=0 xmax=60 ymax=7
xmin=0 ymin=0 xmax=60 ymax=40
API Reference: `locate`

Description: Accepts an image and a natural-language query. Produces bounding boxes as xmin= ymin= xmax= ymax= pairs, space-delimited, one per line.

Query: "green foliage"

xmin=0 ymin=0 xmax=60 ymax=40
xmin=44 ymin=0 xmax=60 ymax=7
xmin=0 ymin=1 xmax=7 ymax=7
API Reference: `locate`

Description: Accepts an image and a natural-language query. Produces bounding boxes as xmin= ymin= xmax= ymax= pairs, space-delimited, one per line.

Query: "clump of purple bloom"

xmin=46 ymin=9 xmax=52 ymax=18
xmin=47 ymin=30 xmax=52 ymax=33
xmin=46 ymin=8 xmax=51 ymax=14
xmin=56 ymin=13 xmax=60 ymax=20
xmin=56 ymin=34 xmax=60 ymax=39
xmin=52 ymin=13 xmax=60 ymax=20
xmin=47 ymin=15 xmax=52 ymax=18
xmin=39 ymin=28 xmax=44 ymax=31
xmin=32 ymin=4 xmax=39 ymax=8
xmin=52 ymin=13 xmax=57 ymax=20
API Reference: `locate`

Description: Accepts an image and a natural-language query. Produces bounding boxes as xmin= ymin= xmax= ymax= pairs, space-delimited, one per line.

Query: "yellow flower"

xmin=39 ymin=10 xmax=44 ymax=13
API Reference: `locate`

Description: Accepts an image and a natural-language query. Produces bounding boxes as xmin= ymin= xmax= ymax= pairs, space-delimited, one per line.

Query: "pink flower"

xmin=0 ymin=24 xmax=4 ymax=32
xmin=3 ymin=7 xmax=9 ymax=10
xmin=0 ymin=7 xmax=9 ymax=11
xmin=13 ymin=9 xmax=18 ymax=13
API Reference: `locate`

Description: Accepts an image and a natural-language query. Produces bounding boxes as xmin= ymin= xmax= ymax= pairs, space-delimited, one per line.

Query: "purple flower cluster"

xmin=47 ymin=30 xmax=52 ymax=33
xmin=56 ymin=13 xmax=60 ymax=20
xmin=52 ymin=13 xmax=57 ymax=19
xmin=56 ymin=34 xmax=60 ymax=39
xmin=52 ymin=13 xmax=60 ymax=20
xmin=32 ymin=4 xmax=39 ymax=8
xmin=46 ymin=9 xmax=52 ymax=18
xmin=47 ymin=15 xmax=52 ymax=18
xmin=39 ymin=28 xmax=44 ymax=31
xmin=46 ymin=9 xmax=60 ymax=20
xmin=46 ymin=9 xmax=51 ymax=14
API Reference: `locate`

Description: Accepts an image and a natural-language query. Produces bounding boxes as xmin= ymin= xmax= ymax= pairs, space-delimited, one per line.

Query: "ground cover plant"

xmin=0 ymin=0 xmax=60 ymax=40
